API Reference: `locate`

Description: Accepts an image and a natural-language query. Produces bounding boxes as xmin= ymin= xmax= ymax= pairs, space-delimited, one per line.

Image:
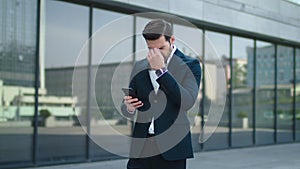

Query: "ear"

xmin=170 ymin=35 xmax=175 ymax=45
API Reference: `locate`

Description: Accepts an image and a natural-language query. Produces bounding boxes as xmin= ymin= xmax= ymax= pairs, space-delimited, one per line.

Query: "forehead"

xmin=146 ymin=36 xmax=168 ymax=49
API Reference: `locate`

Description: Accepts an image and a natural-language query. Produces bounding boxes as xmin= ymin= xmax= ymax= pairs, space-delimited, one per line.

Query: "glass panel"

xmin=91 ymin=9 xmax=133 ymax=158
xmin=276 ymin=45 xmax=294 ymax=143
xmin=296 ymin=48 xmax=300 ymax=141
xmin=39 ymin=1 xmax=88 ymax=162
xmin=173 ymin=24 xmax=203 ymax=60
xmin=0 ymin=0 xmax=37 ymax=163
xmin=255 ymin=41 xmax=275 ymax=145
xmin=232 ymin=37 xmax=254 ymax=147
xmin=92 ymin=9 xmax=133 ymax=64
xmin=135 ymin=17 xmax=151 ymax=61
xmin=173 ymin=24 xmax=203 ymax=151
xmin=203 ymin=31 xmax=230 ymax=150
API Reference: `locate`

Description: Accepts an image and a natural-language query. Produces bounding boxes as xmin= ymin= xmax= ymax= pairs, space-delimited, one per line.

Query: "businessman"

xmin=121 ymin=19 xmax=201 ymax=169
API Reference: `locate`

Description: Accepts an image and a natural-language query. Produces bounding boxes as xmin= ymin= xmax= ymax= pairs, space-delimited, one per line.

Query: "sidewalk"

xmin=23 ymin=143 xmax=300 ymax=169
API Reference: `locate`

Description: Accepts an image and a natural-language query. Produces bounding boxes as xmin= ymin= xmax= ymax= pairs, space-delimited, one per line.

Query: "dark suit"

xmin=121 ymin=49 xmax=201 ymax=168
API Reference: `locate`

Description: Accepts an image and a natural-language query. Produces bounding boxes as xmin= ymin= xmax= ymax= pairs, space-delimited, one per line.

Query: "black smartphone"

xmin=122 ymin=87 xmax=137 ymax=98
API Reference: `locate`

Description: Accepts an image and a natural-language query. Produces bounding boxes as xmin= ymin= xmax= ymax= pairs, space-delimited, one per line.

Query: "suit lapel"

xmin=163 ymin=50 xmax=186 ymax=83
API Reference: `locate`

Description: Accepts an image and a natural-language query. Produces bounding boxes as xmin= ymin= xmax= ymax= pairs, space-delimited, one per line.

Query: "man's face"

xmin=146 ymin=35 xmax=174 ymax=61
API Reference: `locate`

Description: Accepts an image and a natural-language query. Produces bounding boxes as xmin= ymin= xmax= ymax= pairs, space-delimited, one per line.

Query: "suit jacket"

xmin=121 ymin=49 xmax=201 ymax=160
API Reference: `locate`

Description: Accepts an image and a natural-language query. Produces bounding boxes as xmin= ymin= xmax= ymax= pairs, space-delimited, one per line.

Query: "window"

xmin=91 ymin=8 xmax=134 ymax=158
xmin=232 ymin=36 xmax=254 ymax=147
xmin=255 ymin=41 xmax=275 ymax=145
xmin=0 ymin=0 xmax=37 ymax=164
xmin=203 ymin=31 xmax=230 ymax=150
xmin=296 ymin=48 xmax=300 ymax=141
xmin=40 ymin=0 xmax=89 ymax=162
xmin=277 ymin=45 xmax=293 ymax=143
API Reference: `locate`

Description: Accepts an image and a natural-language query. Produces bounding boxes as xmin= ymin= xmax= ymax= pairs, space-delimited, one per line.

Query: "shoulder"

xmin=132 ymin=58 xmax=148 ymax=71
xmin=134 ymin=58 xmax=148 ymax=67
xmin=130 ymin=58 xmax=148 ymax=79
xmin=174 ymin=49 xmax=200 ymax=66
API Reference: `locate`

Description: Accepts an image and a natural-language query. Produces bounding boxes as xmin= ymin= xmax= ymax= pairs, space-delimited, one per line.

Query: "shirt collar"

xmin=166 ymin=44 xmax=176 ymax=67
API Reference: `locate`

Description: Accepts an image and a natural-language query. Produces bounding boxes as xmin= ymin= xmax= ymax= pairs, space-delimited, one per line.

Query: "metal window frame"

xmin=274 ymin=44 xmax=278 ymax=143
xmin=293 ymin=48 xmax=296 ymax=141
xmin=200 ymin=29 xmax=206 ymax=151
xmin=33 ymin=0 xmax=41 ymax=165
xmin=229 ymin=35 xmax=233 ymax=148
xmin=253 ymin=39 xmax=257 ymax=145
xmin=85 ymin=4 xmax=93 ymax=161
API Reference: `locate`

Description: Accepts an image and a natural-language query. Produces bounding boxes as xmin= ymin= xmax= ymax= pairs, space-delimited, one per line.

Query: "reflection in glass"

xmin=92 ymin=9 xmax=132 ymax=64
xmin=255 ymin=41 xmax=275 ymax=145
xmin=39 ymin=1 xmax=88 ymax=162
xmin=296 ymin=48 xmax=300 ymax=141
xmin=135 ymin=17 xmax=151 ymax=61
xmin=203 ymin=31 xmax=229 ymax=150
xmin=174 ymin=24 xmax=203 ymax=60
xmin=277 ymin=45 xmax=293 ymax=143
xmin=0 ymin=0 xmax=37 ymax=163
xmin=232 ymin=37 xmax=254 ymax=147
xmin=91 ymin=9 xmax=133 ymax=158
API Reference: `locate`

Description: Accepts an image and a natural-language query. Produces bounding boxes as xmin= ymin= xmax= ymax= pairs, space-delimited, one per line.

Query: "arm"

xmin=157 ymin=59 xmax=201 ymax=111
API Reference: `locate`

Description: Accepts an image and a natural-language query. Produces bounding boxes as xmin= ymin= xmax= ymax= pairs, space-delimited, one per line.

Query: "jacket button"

xmin=154 ymin=99 xmax=158 ymax=103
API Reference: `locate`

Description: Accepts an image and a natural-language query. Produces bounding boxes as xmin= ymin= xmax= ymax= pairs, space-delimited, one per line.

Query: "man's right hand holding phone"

xmin=124 ymin=96 xmax=143 ymax=114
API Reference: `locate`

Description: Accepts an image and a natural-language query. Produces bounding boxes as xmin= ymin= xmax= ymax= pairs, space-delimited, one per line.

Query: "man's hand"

xmin=147 ymin=48 xmax=165 ymax=70
xmin=124 ymin=96 xmax=143 ymax=113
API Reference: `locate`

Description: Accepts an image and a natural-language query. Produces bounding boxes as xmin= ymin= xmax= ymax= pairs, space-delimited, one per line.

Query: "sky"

xmin=287 ymin=0 xmax=300 ymax=5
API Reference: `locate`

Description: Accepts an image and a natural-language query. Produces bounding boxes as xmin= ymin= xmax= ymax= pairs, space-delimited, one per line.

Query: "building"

xmin=247 ymin=45 xmax=298 ymax=88
xmin=0 ymin=0 xmax=37 ymax=87
xmin=0 ymin=0 xmax=79 ymax=125
xmin=1 ymin=0 xmax=300 ymax=168
xmin=0 ymin=80 xmax=78 ymax=123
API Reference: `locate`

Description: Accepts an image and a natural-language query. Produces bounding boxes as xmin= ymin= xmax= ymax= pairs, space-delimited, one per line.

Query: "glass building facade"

xmin=0 ymin=0 xmax=37 ymax=87
xmin=0 ymin=0 xmax=300 ymax=168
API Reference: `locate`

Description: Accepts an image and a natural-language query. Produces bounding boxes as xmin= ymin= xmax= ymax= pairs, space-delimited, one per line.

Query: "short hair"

xmin=142 ymin=19 xmax=173 ymax=42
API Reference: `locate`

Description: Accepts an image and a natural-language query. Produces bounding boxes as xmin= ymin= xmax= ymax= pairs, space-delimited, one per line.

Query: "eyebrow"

xmin=148 ymin=44 xmax=167 ymax=50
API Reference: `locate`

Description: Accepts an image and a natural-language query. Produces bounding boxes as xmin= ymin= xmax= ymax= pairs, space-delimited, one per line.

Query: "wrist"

xmin=155 ymin=67 xmax=168 ymax=77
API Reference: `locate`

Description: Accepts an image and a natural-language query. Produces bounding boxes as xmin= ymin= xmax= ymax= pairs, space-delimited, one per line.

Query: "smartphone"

xmin=122 ymin=87 xmax=137 ymax=98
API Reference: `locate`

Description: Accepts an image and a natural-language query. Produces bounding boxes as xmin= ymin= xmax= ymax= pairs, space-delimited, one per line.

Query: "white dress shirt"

xmin=147 ymin=45 xmax=177 ymax=134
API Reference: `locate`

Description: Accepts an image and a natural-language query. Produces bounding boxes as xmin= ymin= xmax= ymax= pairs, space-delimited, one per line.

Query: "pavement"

xmin=22 ymin=142 xmax=300 ymax=169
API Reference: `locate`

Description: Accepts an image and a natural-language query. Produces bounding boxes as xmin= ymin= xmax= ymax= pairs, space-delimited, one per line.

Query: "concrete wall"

xmin=113 ymin=0 xmax=300 ymax=43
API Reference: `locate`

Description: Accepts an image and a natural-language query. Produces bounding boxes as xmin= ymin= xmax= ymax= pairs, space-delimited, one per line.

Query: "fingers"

xmin=147 ymin=49 xmax=155 ymax=62
xmin=153 ymin=48 xmax=160 ymax=55
xmin=149 ymin=48 xmax=155 ymax=57
xmin=148 ymin=48 xmax=161 ymax=59
xmin=124 ymin=96 xmax=143 ymax=110
xmin=147 ymin=48 xmax=165 ymax=70
xmin=132 ymin=101 xmax=143 ymax=108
